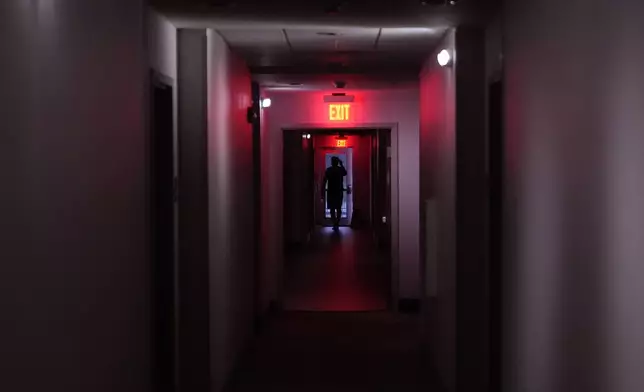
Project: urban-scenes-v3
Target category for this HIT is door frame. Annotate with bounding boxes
[281,123,400,309]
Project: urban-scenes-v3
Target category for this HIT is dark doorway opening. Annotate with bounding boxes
[488,79,504,391]
[150,71,176,392]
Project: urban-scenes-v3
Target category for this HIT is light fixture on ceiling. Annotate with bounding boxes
[334,80,347,89]
[437,49,452,66]
[288,82,303,86]
[316,32,338,36]
[260,98,272,108]
[302,133,311,139]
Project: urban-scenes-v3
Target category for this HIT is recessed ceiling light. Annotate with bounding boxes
[316,32,338,36]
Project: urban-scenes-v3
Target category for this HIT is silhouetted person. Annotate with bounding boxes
[322,156,347,231]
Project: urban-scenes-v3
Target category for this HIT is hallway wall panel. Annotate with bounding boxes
[505,1,644,391]
[177,28,211,391]
[0,1,150,391]
[419,27,489,392]
[206,30,255,392]
[419,29,457,392]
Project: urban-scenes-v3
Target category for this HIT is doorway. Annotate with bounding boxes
[317,147,353,227]
[281,128,393,312]
[149,70,176,392]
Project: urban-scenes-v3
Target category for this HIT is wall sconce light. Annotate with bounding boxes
[437,49,452,66]
[260,98,271,108]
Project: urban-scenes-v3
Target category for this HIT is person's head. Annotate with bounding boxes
[331,156,340,167]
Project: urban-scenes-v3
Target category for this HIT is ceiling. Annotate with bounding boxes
[152,0,501,89]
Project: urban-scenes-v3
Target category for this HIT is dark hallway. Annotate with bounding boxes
[283,227,390,312]
[9,1,644,392]
[225,311,442,392]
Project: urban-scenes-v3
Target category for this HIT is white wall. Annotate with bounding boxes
[0,1,149,391]
[149,10,177,80]
[505,1,644,391]
[260,88,420,306]
[419,29,457,391]
[206,30,255,392]
[148,9,177,174]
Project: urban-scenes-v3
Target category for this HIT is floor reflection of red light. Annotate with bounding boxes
[283,227,389,312]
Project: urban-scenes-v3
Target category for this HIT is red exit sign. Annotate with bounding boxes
[329,104,351,121]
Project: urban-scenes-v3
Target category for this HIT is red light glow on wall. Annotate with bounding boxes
[329,104,351,121]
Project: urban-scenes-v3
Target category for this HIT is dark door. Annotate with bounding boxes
[303,137,315,236]
[284,132,315,245]
[150,71,176,392]
[372,129,391,249]
[488,79,504,391]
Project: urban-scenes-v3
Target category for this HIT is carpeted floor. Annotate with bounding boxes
[225,312,443,392]
[283,227,389,312]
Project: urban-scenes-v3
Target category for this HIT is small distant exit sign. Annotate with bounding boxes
[336,139,347,147]
[329,104,351,121]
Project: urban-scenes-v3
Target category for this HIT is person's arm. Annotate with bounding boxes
[340,161,347,176]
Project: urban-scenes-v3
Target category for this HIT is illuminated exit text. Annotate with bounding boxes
[329,104,351,121]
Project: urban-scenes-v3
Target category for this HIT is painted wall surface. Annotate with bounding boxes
[148,9,178,194]
[419,29,457,392]
[260,88,420,307]
[177,28,211,391]
[0,1,149,391]
[419,27,488,392]
[206,30,255,392]
[454,27,489,392]
[258,87,274,313]
[149,10,177,80]
[505,1,644,391]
